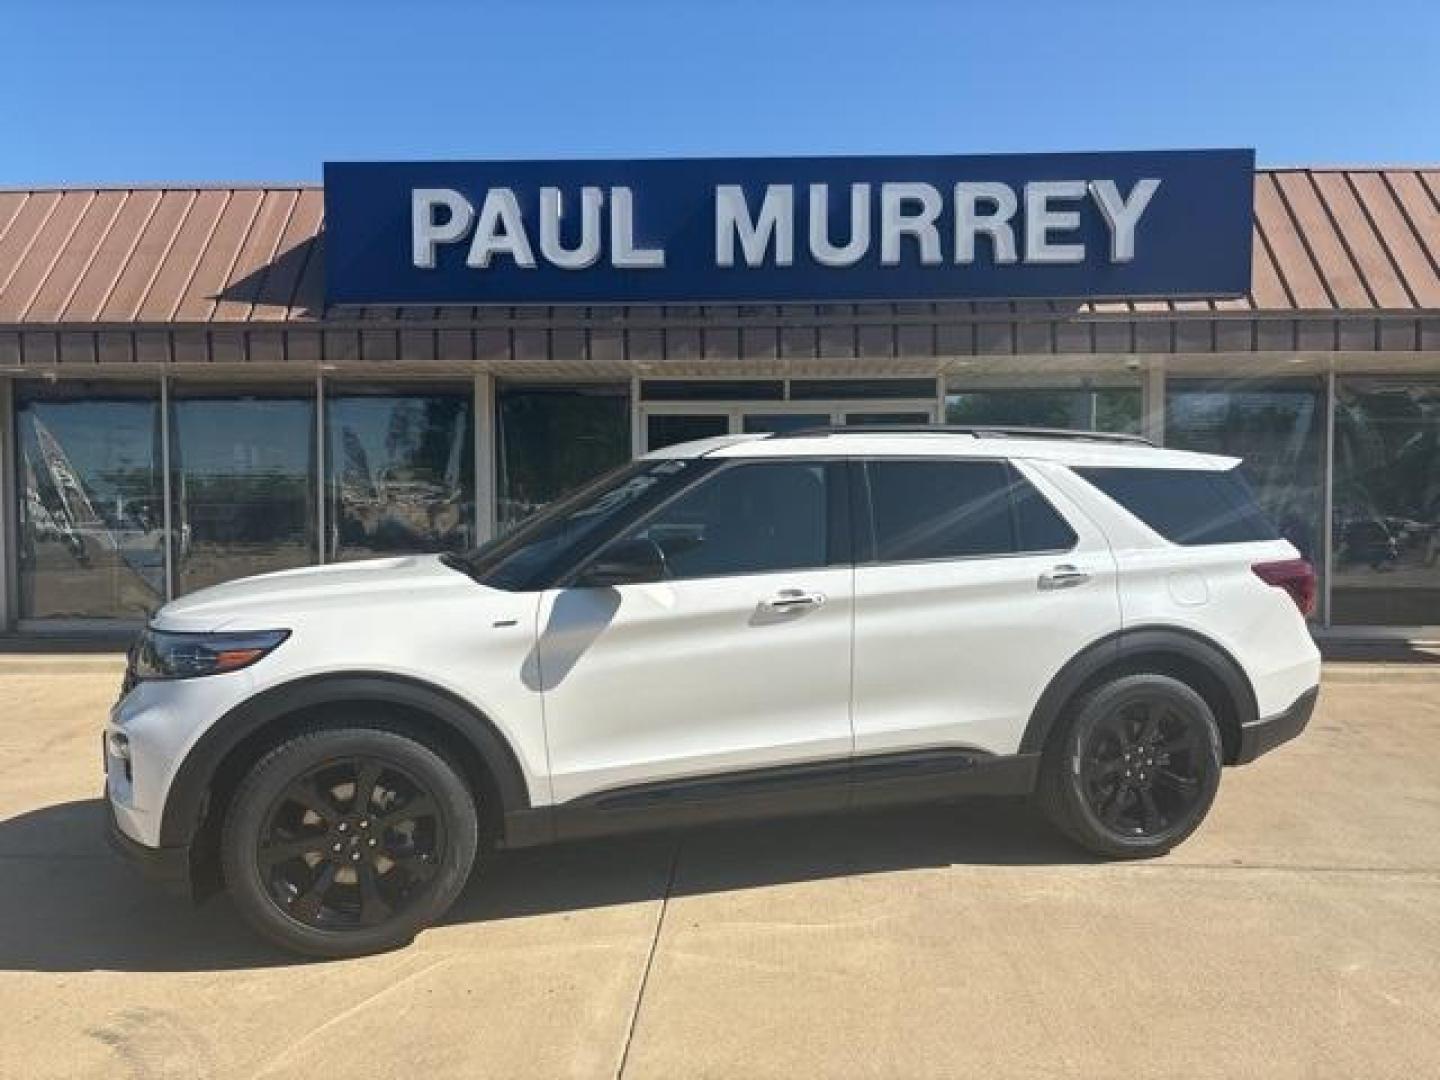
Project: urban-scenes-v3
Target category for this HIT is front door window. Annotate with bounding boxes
[618,461,831,580]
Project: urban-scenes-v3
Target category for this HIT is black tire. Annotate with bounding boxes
[1037,673,1223,859]
[221,725,480,958]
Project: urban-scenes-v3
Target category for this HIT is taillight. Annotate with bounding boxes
[1253,558,1316,617]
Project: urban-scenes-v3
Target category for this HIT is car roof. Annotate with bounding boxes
[640,430,1239,471]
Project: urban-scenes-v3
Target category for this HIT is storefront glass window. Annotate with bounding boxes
[497,384,631,531]
[1165,380,1325,573]
[14,381,164,619]
[647,413,727,452]
[170,385,317,595]
[1331,380,1440,626]
[945,387,1142,433]
[326,386,474,561]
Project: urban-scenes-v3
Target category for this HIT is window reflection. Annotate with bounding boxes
[497,384,631,531]
[15,382,164,619]
[624,462,828,579]
[1165,380,1325,572]
[647,413,728,452]
[945,387,1142,433]
[326,386,474,560]
[170,386,316,595]
[1332,380,1440,626]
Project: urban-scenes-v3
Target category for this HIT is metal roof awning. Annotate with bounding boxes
[0,168,1437,370]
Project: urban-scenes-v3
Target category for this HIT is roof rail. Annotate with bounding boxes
[771,424,1155,446]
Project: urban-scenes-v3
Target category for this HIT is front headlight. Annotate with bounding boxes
[131,628,290,681]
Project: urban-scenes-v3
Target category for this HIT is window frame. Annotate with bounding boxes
[852,456,1079,568]
[560,457,851,588]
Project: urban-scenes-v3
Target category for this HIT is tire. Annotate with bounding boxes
[221,725,480,958]
[1036,673,1223,859]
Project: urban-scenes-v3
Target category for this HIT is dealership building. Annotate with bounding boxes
[0,151,1437,636]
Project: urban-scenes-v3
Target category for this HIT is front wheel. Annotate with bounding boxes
[1037,674,1223,859]
[221,725,480,958]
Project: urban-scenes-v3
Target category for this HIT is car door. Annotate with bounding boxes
[850,456,1120,760]
[536,458,854,806]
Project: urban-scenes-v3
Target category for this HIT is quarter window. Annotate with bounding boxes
[1076,466,1279,545]
[864,459,1076,562]
[620,462,829,581]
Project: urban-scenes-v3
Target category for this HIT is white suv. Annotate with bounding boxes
[106,426,1321,957]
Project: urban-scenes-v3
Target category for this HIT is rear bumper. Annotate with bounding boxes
[1236,685,1319,765]
[105,793,195,900]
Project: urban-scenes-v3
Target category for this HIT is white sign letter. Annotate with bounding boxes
[1089,178,1160,263]
[539,187,604,269]
[466,188,536,269]
[880,182,942,266]
[1024,181,1086,264]
[412,188,474,269]
[611,187,665,268]
[954,182,1018,265]
[715,184,795,268]
[808,183,870,267]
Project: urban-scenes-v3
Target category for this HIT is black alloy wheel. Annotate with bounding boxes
[1037,673,1223,859]
[1079,698,1206,838]
[222,725,480,958]
[258,756,445,931]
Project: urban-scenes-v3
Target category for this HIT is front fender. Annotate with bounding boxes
[157,671,533,848]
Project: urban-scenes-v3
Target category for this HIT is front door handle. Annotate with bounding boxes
[760,589,826,612]
[1038,564,1091,590]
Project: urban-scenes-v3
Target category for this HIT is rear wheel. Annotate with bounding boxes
[1037,673,1222,859]
[221,725,479,957]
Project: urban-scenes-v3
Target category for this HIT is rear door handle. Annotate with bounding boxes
[1038,564,1091,590]
[760,589,826,612]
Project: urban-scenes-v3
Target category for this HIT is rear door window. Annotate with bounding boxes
[863,459,1076,563]
[1075,466,1279,545]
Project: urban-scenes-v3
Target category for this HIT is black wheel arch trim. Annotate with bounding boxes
[1018,626,1259,759]
[158,671,532,848]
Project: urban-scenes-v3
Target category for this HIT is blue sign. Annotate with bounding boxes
[324,149,1254,305]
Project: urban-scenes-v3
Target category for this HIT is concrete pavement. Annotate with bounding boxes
[1,658,1438,1078]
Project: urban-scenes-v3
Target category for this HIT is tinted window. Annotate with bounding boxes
[866,459,1075,561]
[622,462,828,580]
[946,387,1142,434]
[1013,473,1079,551]
[326,386,474,561]
[497,384,630,531]
[1166,379,1322,562]
[1076,466,1279,545]
[467,458,702,591]
[169,387,317,595]
[15,381,165,618]
[647,413,728,451]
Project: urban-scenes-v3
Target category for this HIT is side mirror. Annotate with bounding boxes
[577,537,667,587]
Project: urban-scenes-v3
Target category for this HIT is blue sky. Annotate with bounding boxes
[6,0,1438,184]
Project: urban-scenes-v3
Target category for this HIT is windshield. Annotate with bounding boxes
[456,457,705,590]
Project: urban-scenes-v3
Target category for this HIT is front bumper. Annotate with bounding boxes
[1236,685,1319,765]
[105,792,195,900]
